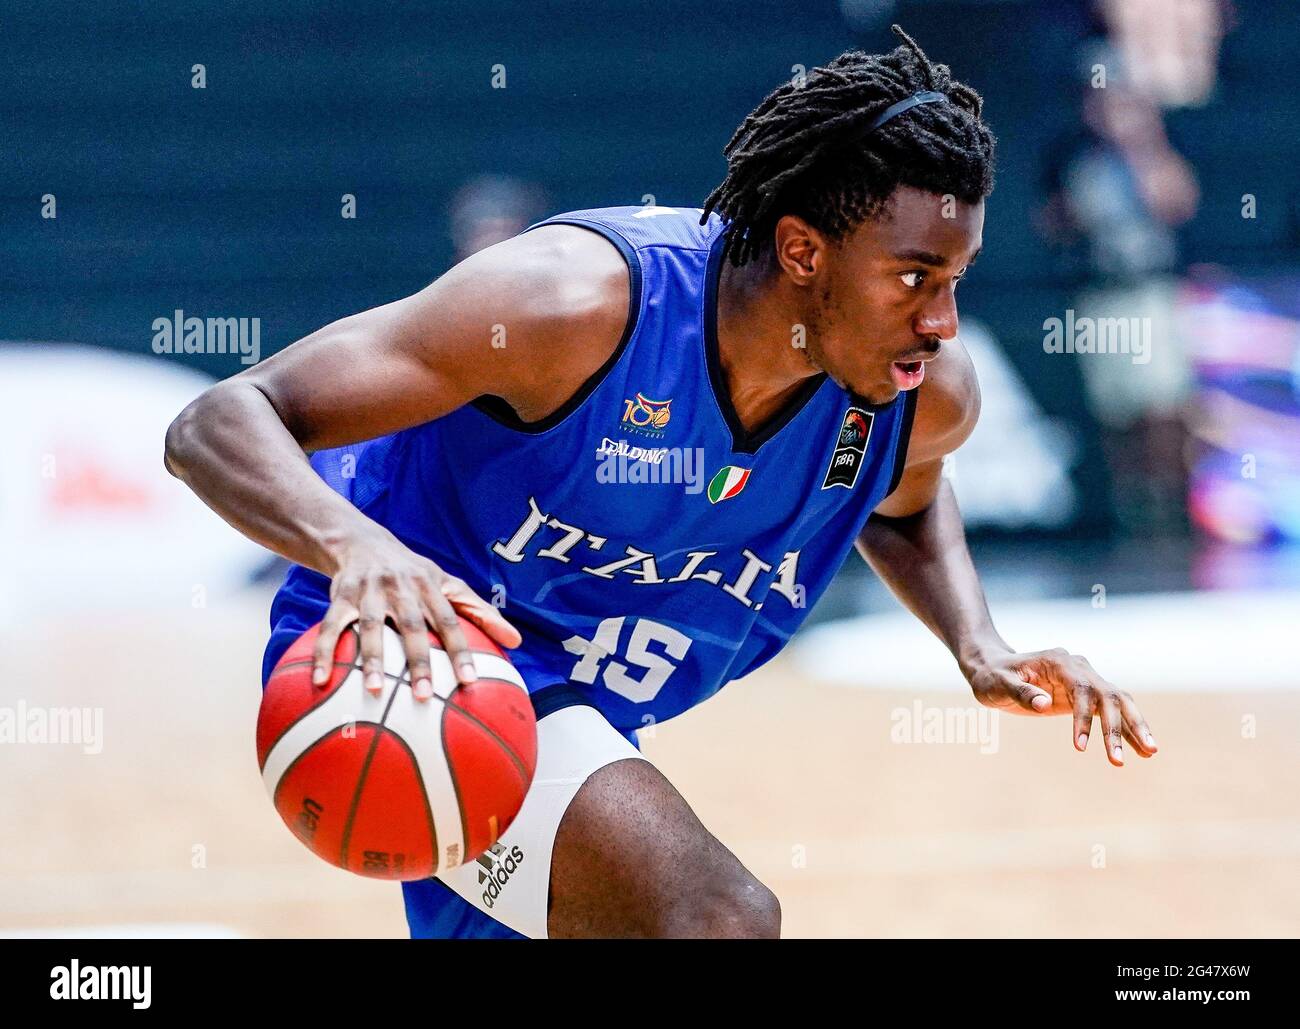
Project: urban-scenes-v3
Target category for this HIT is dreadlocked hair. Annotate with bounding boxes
[701,24,996,267]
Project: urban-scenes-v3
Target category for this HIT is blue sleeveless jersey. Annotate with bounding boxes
[262,205,917,938]
[263,205,917,735]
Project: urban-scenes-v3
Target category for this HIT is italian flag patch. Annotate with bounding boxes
[706,465,751,504]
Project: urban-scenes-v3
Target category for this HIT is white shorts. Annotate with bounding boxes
[432,703,646,939]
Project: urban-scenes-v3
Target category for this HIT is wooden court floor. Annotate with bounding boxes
[2,590,1296,938]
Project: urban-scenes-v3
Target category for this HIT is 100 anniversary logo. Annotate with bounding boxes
[620,392,673,437]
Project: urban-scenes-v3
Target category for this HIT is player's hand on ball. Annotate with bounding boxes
[312,526,522,702]
[964,648,1158,766]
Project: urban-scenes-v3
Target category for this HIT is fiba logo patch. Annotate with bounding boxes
[477,841,525,909]
[620,392,673,437]
[822,406,874,490]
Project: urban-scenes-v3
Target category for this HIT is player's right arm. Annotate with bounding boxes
[164,225,630,700]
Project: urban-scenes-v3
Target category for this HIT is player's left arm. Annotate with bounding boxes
[856,340,1157,766]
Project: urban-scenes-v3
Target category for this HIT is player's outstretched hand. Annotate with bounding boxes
[311,525,522,702]
[965,648,1158,766]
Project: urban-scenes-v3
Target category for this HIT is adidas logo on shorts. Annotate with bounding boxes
[477,842,525,909]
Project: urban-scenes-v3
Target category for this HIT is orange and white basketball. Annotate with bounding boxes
[256,618,537,880]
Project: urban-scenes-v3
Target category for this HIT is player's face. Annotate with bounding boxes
[810,186,984,405]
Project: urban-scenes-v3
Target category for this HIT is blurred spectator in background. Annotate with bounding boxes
[449,174,548,262]
[1100,0,1228,109]
[1040,7,1220,536]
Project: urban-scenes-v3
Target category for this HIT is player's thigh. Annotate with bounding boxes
[548,741,779,939]
[432,700,642,938]
[432,700,779,938]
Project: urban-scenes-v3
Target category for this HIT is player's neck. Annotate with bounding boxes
[715,259,822,436]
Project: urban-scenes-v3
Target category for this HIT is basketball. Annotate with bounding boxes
[256,618,537,880]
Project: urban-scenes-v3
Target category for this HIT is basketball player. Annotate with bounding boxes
[165,28,1158,938]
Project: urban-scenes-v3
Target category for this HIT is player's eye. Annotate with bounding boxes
[899,270,926,289]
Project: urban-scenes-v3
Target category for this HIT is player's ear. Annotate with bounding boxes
[772,214,828,285]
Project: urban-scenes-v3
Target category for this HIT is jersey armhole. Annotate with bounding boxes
[883,386,920,499]
[470,219,644,434]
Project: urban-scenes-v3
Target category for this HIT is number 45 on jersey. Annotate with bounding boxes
[562,617,691,703]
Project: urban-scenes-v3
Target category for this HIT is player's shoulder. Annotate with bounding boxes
[450,215,630,343]
[530,205,725,254]
[473,205,724,348]
[440,206,726,397]
[905,338,981,464]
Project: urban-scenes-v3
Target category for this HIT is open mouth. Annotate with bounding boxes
[890,360,926,390]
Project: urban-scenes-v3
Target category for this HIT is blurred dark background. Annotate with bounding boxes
[6,0,1300,605]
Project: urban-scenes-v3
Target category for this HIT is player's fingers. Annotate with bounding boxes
[442,577,523,649]
[1097,687,1125,766]
[1072,679,1094,752]
[996,670,1052,714]
[357,586,388,696]
[1117,689,1158,756]
[390,589,435,703]
[1121,723,1155,758]
[416,578,477,686]
[313,592,358,686]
